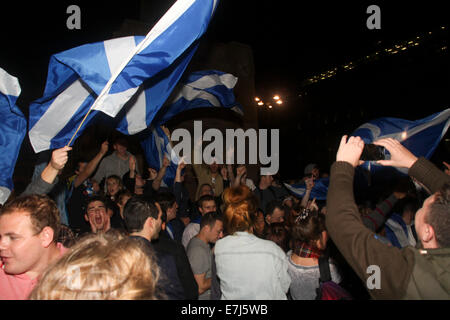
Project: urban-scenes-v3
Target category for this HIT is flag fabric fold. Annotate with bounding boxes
[140,70,241,187]
[29,0,220,153]
[0,68,27,204]
[283,179,329,201]
[352,108,450,174]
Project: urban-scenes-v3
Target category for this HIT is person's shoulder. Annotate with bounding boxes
[255,236,288,257]
[186,236,205,251]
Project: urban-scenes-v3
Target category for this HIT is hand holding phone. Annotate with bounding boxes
[360,144,386,161]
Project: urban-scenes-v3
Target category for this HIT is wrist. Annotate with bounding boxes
[49,162,62,171]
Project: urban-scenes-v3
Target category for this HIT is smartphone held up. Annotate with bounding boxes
[360,144,386,161]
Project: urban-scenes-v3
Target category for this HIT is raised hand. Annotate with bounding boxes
[129,155,136,171]
[163,155,171,168]
[148,168,158,180]
[443,161,450,175]
[50,146,72,170]
[305,177,315,190]
[373,138,418,169]
[100,140,109,155]
[177,157,187,171]
[220,165,228,179]
[161,125,171,140]
[336,135,364,167]
[308,198,319,211]
[236,165,247,177]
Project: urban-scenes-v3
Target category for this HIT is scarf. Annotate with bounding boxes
[295,243,323,259]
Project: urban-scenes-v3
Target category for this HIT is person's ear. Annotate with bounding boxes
[422,223,435,244]
[39,226,55,248]
[144,217,154,232]
[84,214,89,222]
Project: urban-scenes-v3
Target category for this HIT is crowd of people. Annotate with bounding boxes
[0,132,449,300]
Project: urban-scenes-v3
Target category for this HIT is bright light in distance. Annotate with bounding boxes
[255,97,261,102]
[268,105,273,109]
[273,95,280,100]
[276,100,282,104]
[257,101,264,106]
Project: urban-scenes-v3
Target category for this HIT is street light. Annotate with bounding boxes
[254,94,283,109]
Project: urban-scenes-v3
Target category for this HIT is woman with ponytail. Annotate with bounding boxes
[214,185,291,299]
[287,208,343,300]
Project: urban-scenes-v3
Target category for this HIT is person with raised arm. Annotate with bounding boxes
[326,136,450,299]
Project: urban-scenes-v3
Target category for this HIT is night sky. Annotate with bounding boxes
[1,0,449,182]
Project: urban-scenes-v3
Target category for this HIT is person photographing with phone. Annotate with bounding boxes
[326,135,450,299]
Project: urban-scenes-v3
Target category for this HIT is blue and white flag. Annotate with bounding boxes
[352,108,450,174]
[283,178,329,201]
[0,68,27,204]
[29,0,219,153]
[116,69,241,134]
[141,70,241,186]
[141,126,179,188]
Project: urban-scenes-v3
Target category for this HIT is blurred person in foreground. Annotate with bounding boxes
[29,230,161,300]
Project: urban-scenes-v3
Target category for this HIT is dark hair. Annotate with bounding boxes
[290,210,326,254]
[427,183,450,247]
[113,137,128,148]
[106,175,123,185]
[86,195,107,211]
[265,200,284,217]
[123,196,159,233]
[116,189,133,205]
[199,183,213,193]
[197,194,216,209]
[200,212,223,230]
[154,192,176,223]
[1,194,60,242]
[75,158,88,172]
[266,222,289,252]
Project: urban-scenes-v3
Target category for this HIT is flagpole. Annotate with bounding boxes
[66,106,95,147]
[66,0,197,147]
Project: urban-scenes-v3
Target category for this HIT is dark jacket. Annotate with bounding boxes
[152,231,199,300]
[130,235,185,300]
[326,157,450,299]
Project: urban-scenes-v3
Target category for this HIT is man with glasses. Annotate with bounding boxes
[0,194,69,299]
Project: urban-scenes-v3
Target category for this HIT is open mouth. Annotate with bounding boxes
[94,215,103,225]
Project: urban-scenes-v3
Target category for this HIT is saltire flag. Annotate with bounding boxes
[140,70,242,187]
[284,109,450,201]
[141,125,180,188]
[352,108,450,175]
[283,178,329,201]
[29,0,220,153]
[0,68,27,204]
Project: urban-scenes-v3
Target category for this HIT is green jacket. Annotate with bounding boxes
[326,157,450,299]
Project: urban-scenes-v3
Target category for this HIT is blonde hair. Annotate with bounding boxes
[29,230,161,300]
[222,185,258,235]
